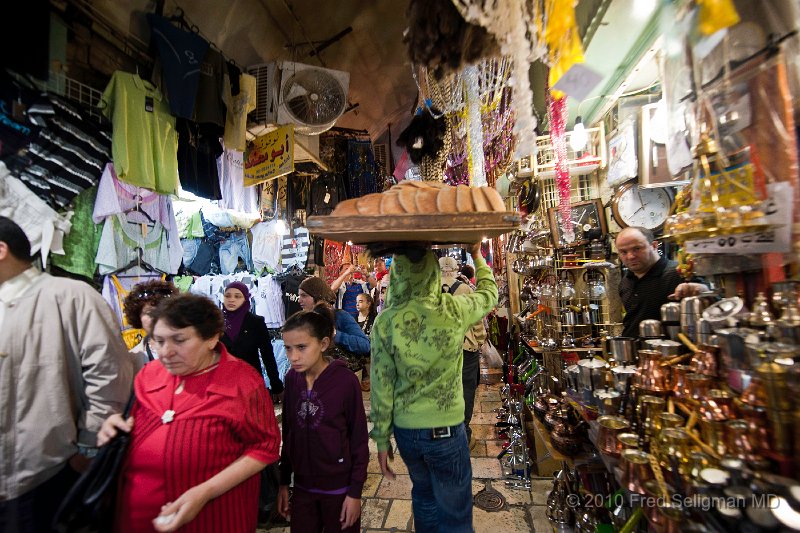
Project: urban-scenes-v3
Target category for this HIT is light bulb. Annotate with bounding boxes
[633,0,656,19]
[570,116,588,152]
[274,218,288,236]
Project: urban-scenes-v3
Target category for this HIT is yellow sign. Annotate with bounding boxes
[244,125,294,186]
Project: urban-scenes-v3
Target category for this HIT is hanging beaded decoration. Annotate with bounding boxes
[548,92,574,244]
[451,0,546,157]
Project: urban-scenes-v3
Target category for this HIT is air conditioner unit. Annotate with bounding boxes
[248,61,349,136]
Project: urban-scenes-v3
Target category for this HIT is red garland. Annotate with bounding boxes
[548,94,574,244]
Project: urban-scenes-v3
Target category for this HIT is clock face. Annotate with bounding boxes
[612,184,673,230]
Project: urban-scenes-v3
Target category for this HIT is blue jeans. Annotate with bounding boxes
[393,423,473,532]
[219,231,253,274]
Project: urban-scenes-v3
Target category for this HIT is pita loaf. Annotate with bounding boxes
[483,187,507,212]
[356,194,383,215]
[471,187,491,212]
[415,188,439,214]
[436,186,458,213]
[379,191,406,215]
[395,180,427,190]
[398,188,418,213]
[455,185,474,212]
[332,198,359,216]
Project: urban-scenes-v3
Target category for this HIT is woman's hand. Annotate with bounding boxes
[96,414,134,446]
[277,485,291,520]
[339,496,361,529]
[153,485,212,532]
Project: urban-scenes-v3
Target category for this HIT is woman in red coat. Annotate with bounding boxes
[99,293,281,532]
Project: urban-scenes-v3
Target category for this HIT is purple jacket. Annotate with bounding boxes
[279,359,369,498]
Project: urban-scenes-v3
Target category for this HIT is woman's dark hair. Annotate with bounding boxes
[357,291,377,317]
[460,265,475,279]
[0,216,32,262]
[282,302,335,341]
[122,280,179,329]
[149,293,224,339]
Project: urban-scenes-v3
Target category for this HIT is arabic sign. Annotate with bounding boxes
[684,182,792,254]
[244,125,294,186]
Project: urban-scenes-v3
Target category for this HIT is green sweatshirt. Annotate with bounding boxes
[369,251,498,451]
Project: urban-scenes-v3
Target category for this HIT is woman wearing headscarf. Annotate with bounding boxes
[220,282,284,401]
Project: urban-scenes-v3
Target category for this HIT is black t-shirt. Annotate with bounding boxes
[618,256,684,338]
[177,119,223,200]
[281,275,306,319]
[147,14,210,120]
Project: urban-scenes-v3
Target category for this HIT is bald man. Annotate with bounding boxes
[616,226,707,337]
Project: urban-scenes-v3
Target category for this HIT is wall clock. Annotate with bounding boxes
[610,181,673,232]
[547,199,608,249]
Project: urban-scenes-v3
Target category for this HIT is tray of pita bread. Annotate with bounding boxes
[306,180,521,244]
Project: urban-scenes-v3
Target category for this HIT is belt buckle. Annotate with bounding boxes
[431,426,452,440]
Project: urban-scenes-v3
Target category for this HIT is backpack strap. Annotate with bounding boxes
[443,280,462,295]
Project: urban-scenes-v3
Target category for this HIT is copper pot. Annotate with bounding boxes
[618,432,640,451]
[734,399,772,455]
[621,449,653,494]
[756,359,792,412]
[639,395,667,439]
[690,344,719,377]
[637,350,673,392]
[597,415,630,458]
[654,412,684,436]
[686,373,713,402]
[725,419,760,463]
[672,364,693,399]
[701,389,734,420]
[642,479,674,530]
[658,428,692,477]
[699,418,727,457]
[656,502,685,533]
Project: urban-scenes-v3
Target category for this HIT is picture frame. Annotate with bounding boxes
[547,198,608,249]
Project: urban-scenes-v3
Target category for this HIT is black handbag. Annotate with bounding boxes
[52,394,136,533]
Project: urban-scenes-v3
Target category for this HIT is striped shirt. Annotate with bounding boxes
[281,227,309,269]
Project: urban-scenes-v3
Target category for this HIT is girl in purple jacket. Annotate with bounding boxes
[277,303,369,532]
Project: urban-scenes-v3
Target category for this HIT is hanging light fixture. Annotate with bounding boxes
[569,116,588,152]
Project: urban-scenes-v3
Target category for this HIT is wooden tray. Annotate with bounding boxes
[306,212,521,244]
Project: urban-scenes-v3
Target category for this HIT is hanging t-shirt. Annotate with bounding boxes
[281,227,309,268]
[176,119,223,200]
[51,186,102,279]
[222,71,256,151]
[308,172,344,216]
[101,71,179,195]
[12,94,111,208]
[0,73,38,158]
[93,163,176,229]
[95,214,183,275]
[218,148,258,214]
[250,220,282,272]
[0,162,71,267]
[280,275,306,319]
[193,48,227,127]
[146,14,209,120]
[252,275,285,328]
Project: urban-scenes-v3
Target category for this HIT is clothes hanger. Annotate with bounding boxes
[123,195,157,225]
[111,248,160,276]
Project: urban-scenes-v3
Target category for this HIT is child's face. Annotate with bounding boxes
[356,294,369,312]
[283,327,330,374]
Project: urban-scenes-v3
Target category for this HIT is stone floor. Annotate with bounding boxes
[259,364,552,532]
